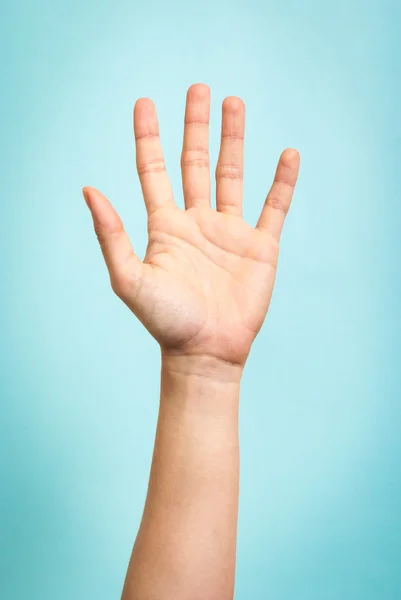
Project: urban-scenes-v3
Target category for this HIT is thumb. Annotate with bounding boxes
[82,186,142,296]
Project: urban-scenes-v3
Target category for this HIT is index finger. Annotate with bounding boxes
[134,98,175,215]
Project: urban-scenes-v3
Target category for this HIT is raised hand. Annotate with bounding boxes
[83,83,300,368]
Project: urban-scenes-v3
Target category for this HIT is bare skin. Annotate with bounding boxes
[83,83,300,600]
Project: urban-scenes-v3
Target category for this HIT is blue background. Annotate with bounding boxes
[1,1,401,598]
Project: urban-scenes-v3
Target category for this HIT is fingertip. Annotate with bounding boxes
[133,98,159,140]
[187,83,210,101]
[281,148,300,166]
[222,96,245,114]
[134,97,156,118]
[82,186,91,206]
[82,186,101,208]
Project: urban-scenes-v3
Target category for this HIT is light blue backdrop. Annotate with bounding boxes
[1,1,400,598]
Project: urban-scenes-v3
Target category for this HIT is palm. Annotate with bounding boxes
[84,84,300,366]
[132,205,277,364]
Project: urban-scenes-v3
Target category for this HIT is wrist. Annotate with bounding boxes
[160,352,244,385]
[160,352,242,419]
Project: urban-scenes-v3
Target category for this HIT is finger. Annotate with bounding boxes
[82,186,142,295]
[134,98,175,215]
[215,96,245,216]
[181,83,211,209]
[256,148,300,241]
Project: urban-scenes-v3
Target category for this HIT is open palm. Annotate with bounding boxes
[83,84,300,367]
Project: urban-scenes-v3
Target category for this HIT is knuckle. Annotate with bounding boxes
[110,270,127,297]
[265,191,289,214]
[221,133,244,141]
[137,158,165,176]
[135,132,159,141]
[93,223,107,247]
[181,150,209,169]
[184,117,209,126]
[275,176,296,190]
[215,163,243,180]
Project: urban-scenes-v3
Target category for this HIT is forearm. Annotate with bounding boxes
[121,354,242,600]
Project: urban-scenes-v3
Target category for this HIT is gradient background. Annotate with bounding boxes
[1,1,401,598]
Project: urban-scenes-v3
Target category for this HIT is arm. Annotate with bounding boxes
[123,355,241,600]
[83,83,300,600]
